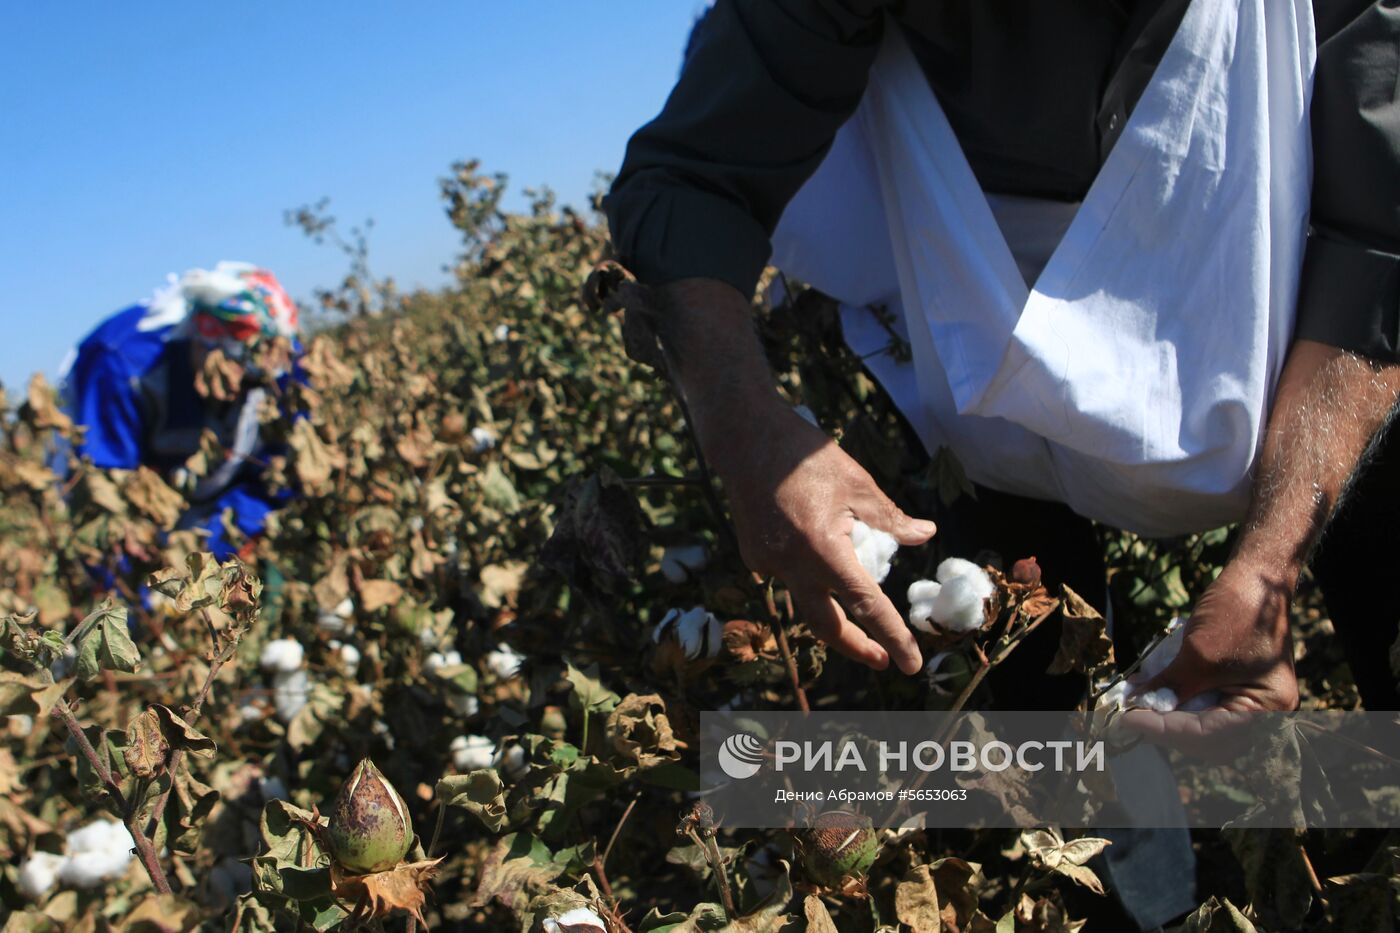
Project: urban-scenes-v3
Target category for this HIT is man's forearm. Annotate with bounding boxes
[1236,339,1400,587]
[653,278,790,471]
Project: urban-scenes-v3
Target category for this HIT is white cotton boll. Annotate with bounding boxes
[337,643,361,678]
[929,574,990,633]
[660,543,709,583]
[471,426,497,452]
[936,557,984,586]
[58,819,134,889]
[652,607,722,660]
[543,908,608,933]
[907,579,942,634]
[17,851,66,900]
[426,650,462,673]
[485,644,525,679]
[448,691,480,718]
[493,323,511,342]
[272,668,310,723]
[1138,623,1186,681]
[850,520,898,583]
[8,713,34,737]
[493,743,529,780]
[50,644,77,681]
[259,638,304,673]
[451,734,496,772]
[1132,687,1179,713]
[1097,681,1133,712]
[317,597,355,635]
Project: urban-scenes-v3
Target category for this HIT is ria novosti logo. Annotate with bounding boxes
[717,732,765,780]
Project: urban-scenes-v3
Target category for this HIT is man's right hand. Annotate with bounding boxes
[656,278,934,676]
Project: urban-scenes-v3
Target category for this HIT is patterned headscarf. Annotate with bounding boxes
[182,262,299,345]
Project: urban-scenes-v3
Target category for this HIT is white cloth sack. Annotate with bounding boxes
[772,0,1316,537]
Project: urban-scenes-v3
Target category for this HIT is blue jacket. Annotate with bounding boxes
[65,304,298,561]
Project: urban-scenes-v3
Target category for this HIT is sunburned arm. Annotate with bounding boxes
[1236,339,1400,589]
[655,278,935,675]
[1139,338,1400,713]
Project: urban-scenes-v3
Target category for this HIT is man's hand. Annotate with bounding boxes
[654,277,934,675]
[1125,339,1400,748]
[716,400,934,674]
[1133,559,1298,712]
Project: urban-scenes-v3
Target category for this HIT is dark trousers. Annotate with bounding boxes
[1311,415,1400,711]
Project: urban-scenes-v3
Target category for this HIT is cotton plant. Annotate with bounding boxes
[660,542,709,583]
[471,426,498,453]
[1096,617,1221,713]
[485,644,525,679]
[426,649,462,673]
[652,606,722,660]
[906,558,996,634]
[450,734,497,772]
[542,908,607,933]
[328,640,361,678]
[849,520,900,584]
[260,638,310,723]
[17,818,136,900]
[316,597,355,635]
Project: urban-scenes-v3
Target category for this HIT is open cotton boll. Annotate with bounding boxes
[334,642,361,677]
[17,851,66,899]
[543,908,608,933]
[426,650,462,673]
[272,668,310,723]
[58,819,134,889]
[660,543,709,584]
[316,597,355,635]
[929,573,991,633]
[450,734,496,772]
[1095,619,1221,712]
[936,557,985,586]
[448,692,481,718]
[906,580,942,634]
[259,638,304,673]
[850,520,899,583]
[471,426,497,452]
[485,645,525,679]
[653,607,722,660]
[493,743,529,780]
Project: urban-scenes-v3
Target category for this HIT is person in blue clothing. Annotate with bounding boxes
[62,261,302,563]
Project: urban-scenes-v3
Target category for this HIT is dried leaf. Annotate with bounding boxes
[803,896,840,933]
[329,858,442,926]
[123,466,185,528]
[1047,586,1114,676]
[359,579,404,613]
[195,348,245,402]
[895,863,943,931]
[124,708,171,778]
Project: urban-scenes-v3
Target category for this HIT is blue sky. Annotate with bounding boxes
[0,2,702,393]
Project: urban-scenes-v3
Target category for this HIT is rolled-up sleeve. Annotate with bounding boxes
[605,0,892,298]
[1296,2,1400,362]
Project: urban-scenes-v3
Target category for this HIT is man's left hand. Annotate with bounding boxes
[1134,558,1299,712]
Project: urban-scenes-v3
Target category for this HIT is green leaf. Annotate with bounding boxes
[74,600,140,680]
[564,662,620,715]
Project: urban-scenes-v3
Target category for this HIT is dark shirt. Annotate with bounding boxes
[607,0,1400,362]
